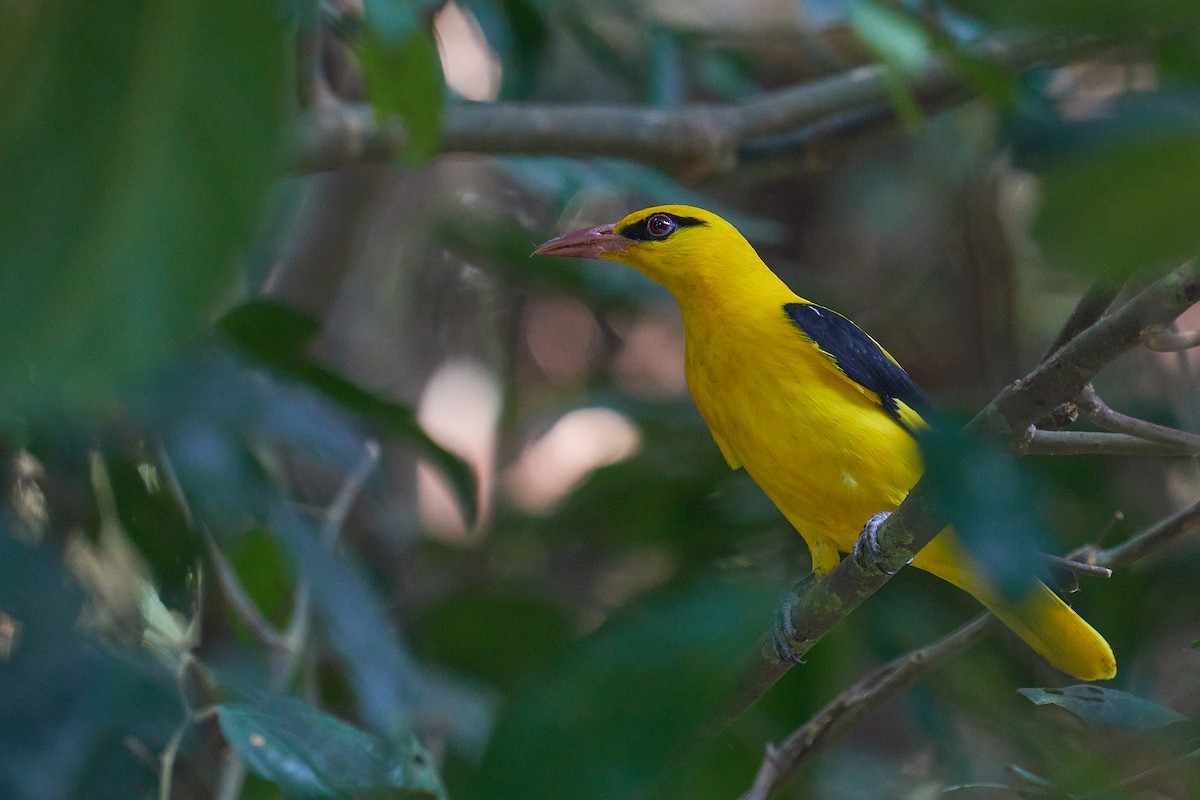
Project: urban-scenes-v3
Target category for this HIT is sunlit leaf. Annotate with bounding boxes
[1018,685,1193,731]
[0,0,287,418]
[217,695,445,800]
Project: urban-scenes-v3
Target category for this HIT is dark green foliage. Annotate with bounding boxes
[0,0,287,418]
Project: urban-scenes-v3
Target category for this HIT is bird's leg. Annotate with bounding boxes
[852,511,911,575]
[770,573,815,664]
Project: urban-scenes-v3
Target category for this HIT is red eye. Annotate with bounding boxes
[646,213,676,239]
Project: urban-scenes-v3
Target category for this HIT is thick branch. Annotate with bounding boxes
[292,32,1105,174]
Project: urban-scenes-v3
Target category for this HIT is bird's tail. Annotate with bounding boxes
[913,532,1116,681]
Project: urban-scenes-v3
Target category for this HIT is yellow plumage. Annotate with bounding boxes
[535,204,1115,681]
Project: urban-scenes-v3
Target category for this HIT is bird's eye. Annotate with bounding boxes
[646,213,676,239]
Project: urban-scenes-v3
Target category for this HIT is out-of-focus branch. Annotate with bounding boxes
[291,31,1105,175]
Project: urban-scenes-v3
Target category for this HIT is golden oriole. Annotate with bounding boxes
[534,204,1115,681]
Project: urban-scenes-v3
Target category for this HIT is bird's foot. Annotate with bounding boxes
[770,575,814,665]
[851,511,911,575]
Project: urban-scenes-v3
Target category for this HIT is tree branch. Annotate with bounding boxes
[1142,325,1200,352]
[1077,383,1200,452]
[1018,429,1198,456]
[739,615,995,800]
[291,32,1107,174]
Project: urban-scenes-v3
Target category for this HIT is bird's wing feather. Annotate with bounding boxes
[784,302,932,432]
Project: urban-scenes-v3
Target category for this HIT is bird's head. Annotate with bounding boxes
[533,205,758,294]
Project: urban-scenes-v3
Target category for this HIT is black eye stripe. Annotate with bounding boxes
[618,213,707,241]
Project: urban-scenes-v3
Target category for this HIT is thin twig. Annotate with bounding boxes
[205,532,287,653]
[1142,326,1200,352]
[1077,384,1200,453]
[1041,553,1111,579]
[740,616,995,800]
[1092,497,1200,569]
[1018,429,1198,457]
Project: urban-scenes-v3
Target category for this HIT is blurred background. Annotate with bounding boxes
[2,0,1199,798]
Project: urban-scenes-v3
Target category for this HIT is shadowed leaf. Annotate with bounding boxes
[1019,685,1193,731]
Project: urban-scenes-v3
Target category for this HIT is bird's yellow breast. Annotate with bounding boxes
[682,300,922,566]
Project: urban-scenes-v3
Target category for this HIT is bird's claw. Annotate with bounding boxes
[852,511,911,575]
[769,580,813,665]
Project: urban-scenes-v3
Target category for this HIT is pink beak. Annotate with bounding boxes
[532,223,631,259]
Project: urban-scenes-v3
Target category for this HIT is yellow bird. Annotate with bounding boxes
[534,204,1115,681]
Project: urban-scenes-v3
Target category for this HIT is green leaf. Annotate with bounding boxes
[0,0,287,419]
[217,695,445,800]
[218,300,478,526]
[849,3,930,128]
[1018,685,1193,731]
[1034,129,1200,279]
[479,574,778,800]
[358,23,445,162]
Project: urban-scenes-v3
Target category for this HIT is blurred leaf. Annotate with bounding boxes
[0,532,175,800]
[1034,127,1200,279]
[409,589,574,689]
[271,504,423,738]
[0,0,286,418]
[105,455,203,609]
[850,2,932,74]
[645,26,685,107]
[1018,686,1193,731]
[359,7,445,163]
[463,0,547,99]
[919,425,1046,599]
[849,2,931,128]
[143,353,368,536]
[219,300,478,526]
[226,524,294,629]
[217,694,445,800]
[479,574,777,800]
[945,0,1200,34]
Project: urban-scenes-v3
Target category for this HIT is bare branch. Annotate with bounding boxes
[291,32,1107,174]
[1041,553,1111,579]
[1078,384,1200,452]
[1092,497,1200,569]
[740,616,995,800]
[1018,429,1198,456]
[1142,325,1200,351]
[205,532,286,653]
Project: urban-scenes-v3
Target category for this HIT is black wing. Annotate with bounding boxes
[784,302,932,430]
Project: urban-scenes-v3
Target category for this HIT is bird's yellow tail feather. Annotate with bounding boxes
[913,533,1116,681]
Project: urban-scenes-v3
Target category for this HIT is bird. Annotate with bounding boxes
[533,204,1116,681]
